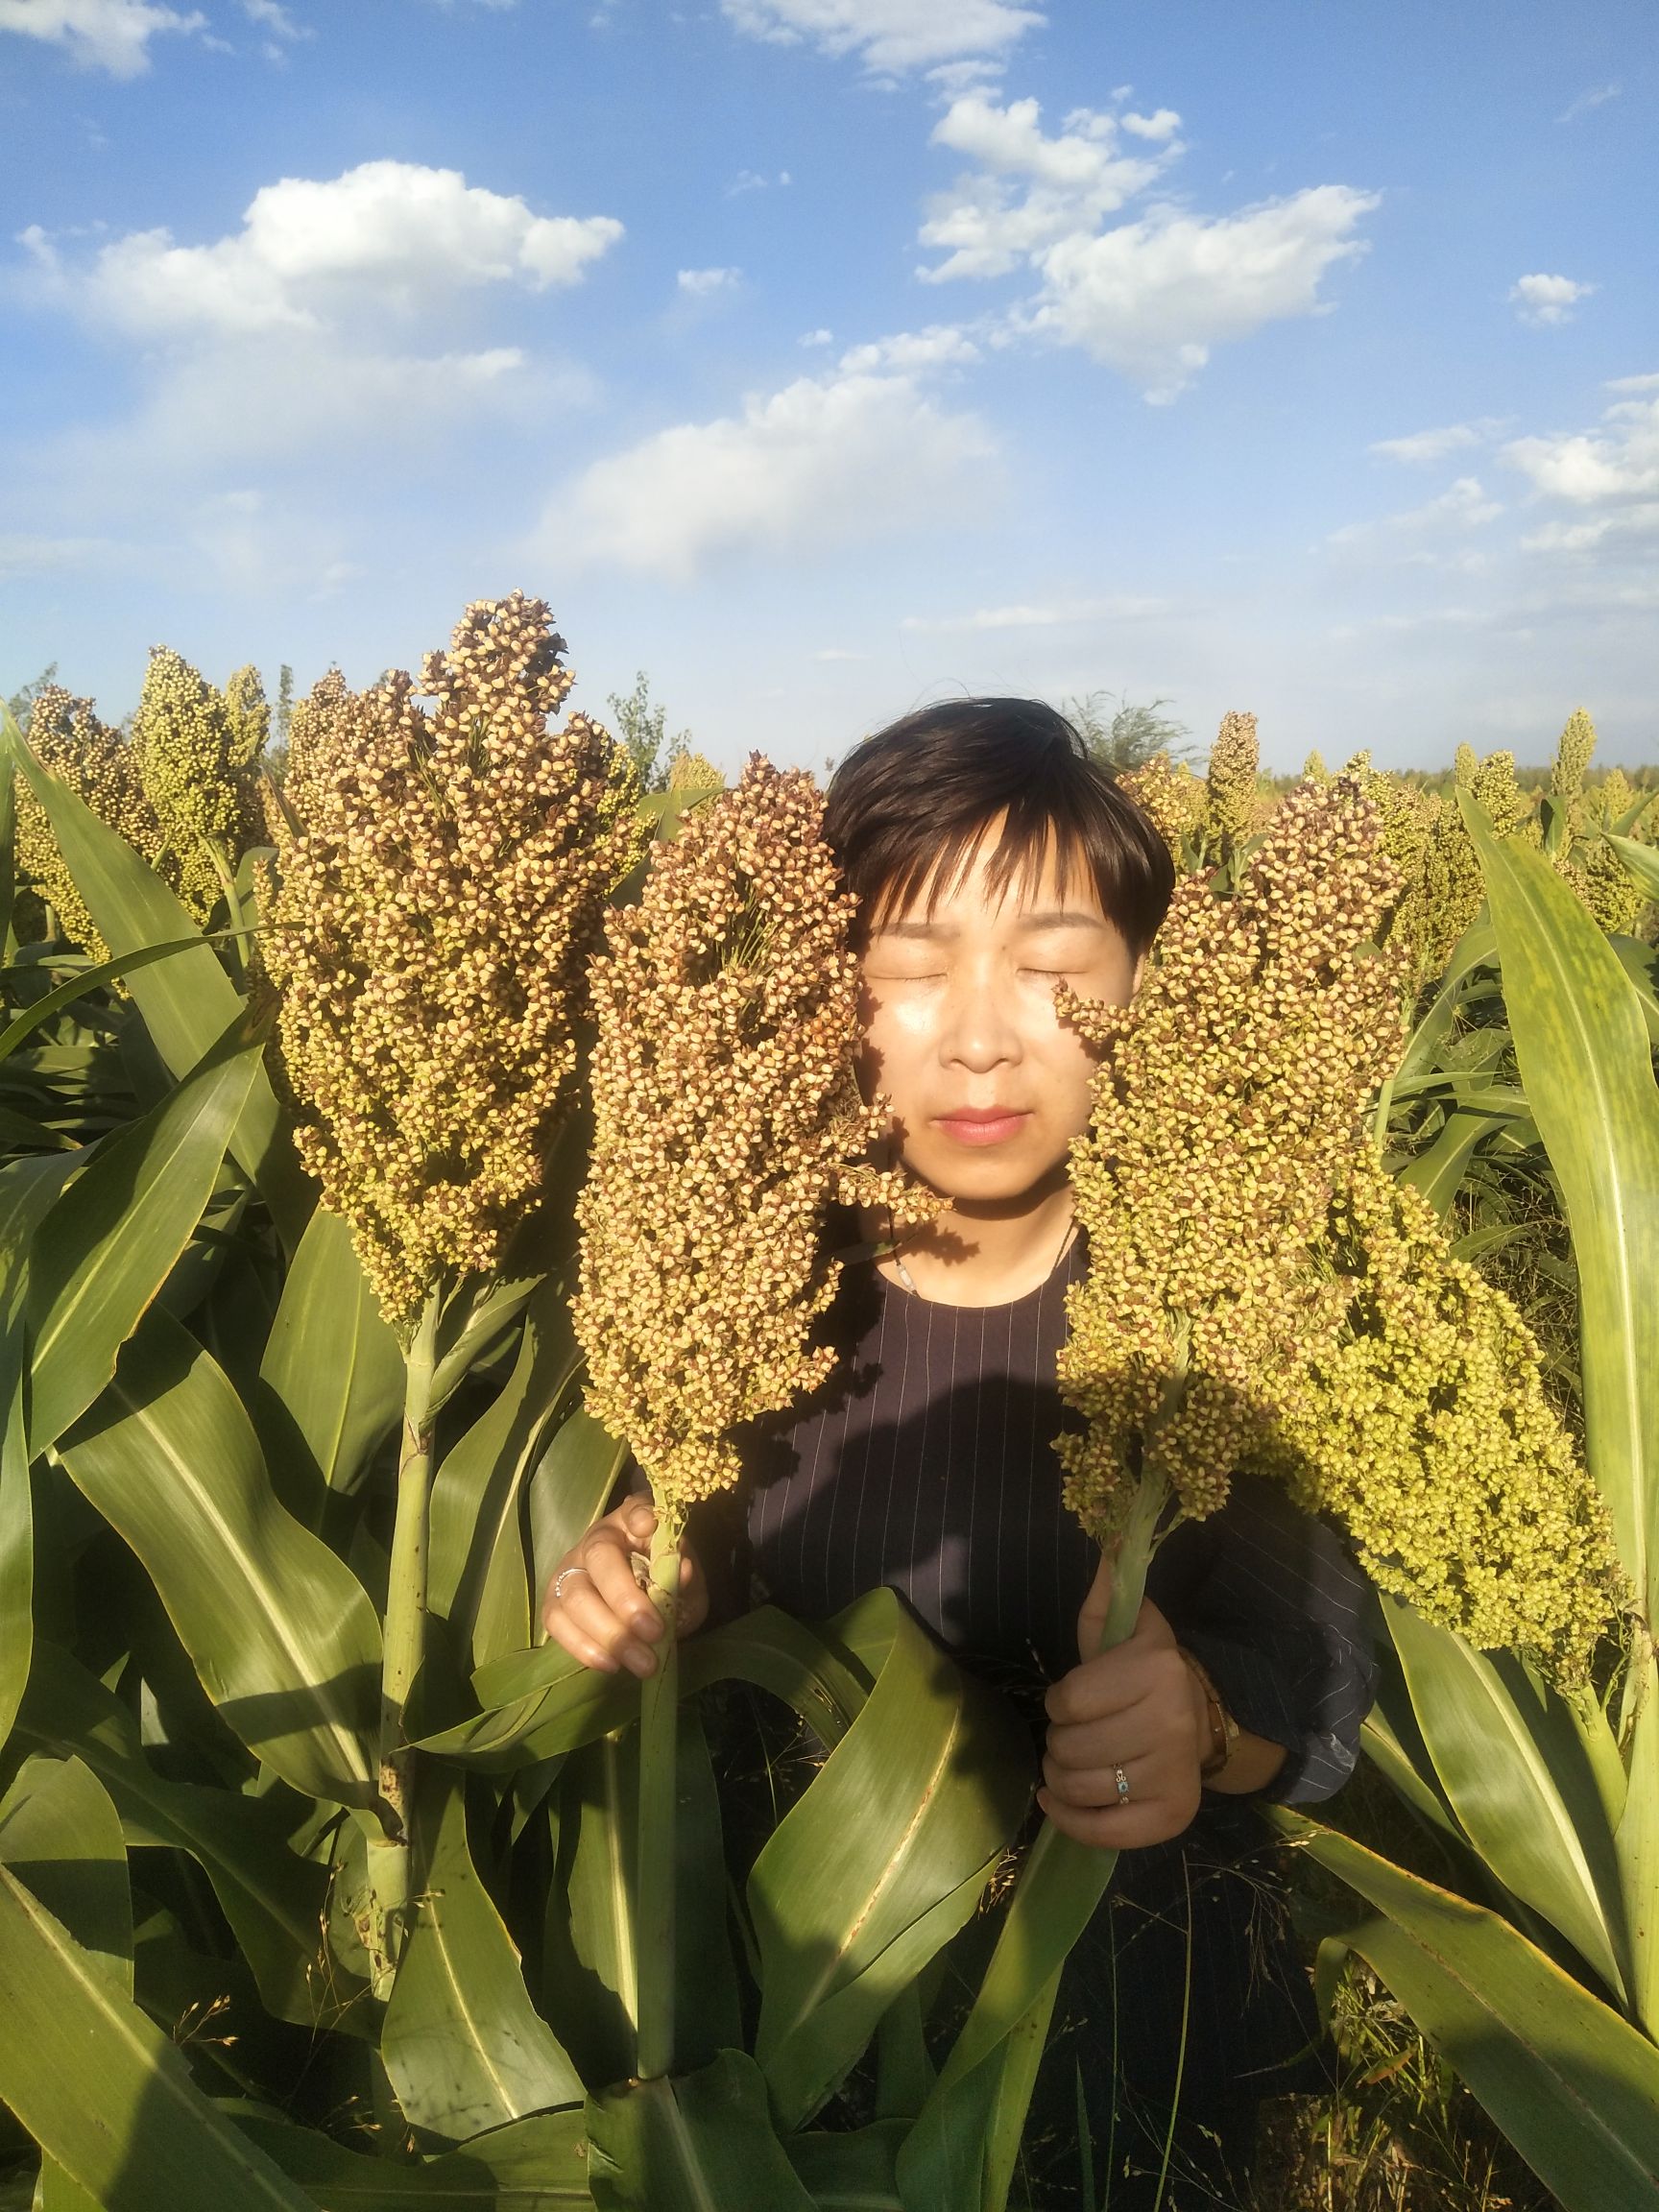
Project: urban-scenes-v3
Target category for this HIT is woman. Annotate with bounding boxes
[543,698,1376,2206]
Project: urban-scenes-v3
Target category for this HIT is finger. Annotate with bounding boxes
[542,1594,623,1673]
[1037,1787,1194,1852]
[559,1575,661,1676]
[616,1497,658,1549]
[1043,1713,1163,1776]
[582,1536,663,1640]
[1042,1749,1156,1806]
[1075,1549,1115,1659]
[676,1548,709,1635]
[1045,1650,1162,1727]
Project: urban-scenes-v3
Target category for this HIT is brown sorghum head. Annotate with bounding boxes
[266,591,642,1336]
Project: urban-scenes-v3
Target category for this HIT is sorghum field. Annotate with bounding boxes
[2,593,1657,2212]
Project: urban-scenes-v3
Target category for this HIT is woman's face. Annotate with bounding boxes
[856,817,1142,1207]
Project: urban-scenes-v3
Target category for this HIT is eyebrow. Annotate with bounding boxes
[869,910,1109,942]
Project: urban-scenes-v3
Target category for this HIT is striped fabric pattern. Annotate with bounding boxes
[737,1230,1378,1806]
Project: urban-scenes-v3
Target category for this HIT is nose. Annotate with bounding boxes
[938,962,1022,1074]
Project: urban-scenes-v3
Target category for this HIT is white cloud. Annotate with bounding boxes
[727,168,790,195]
[241,0,306,34]
[1510,272,1595,326]
[720,0,1042,74]
[1504,387,1659,506]
[13,160,613,497]
[22,160,623,335]
[677,265,741,296]
[1328,476,1504,551]
[0,0,204,75]
[1371,420,1504,464]
[1559,83,1619,123]
[0,531,126,577]
[902,593,1167,631]
[553,348,997,579]
[36,339,565,494]
[1028,186,1378,401]
[1519,504,1659,555]
[921,93,1180,280]
[798,325,833,347]
[917,90,1375,398]
[835,325,977,373]
[1119,108,1181,142]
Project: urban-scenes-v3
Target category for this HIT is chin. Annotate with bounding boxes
[908,1143,1062,1207]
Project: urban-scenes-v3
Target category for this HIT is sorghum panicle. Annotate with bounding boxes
[17,685,160,961]
[133,646,267,920]
[665,748,725,793]
[266,591,642,1336]
[1054,772,1621,1679]
[1118,754,1207,861]
[1055,777,1408,1540]
[1204,709,1262,855]
[573,755,929,1521]
[1252,1149,1622,1681]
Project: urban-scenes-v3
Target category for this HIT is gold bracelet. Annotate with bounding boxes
[1178,1647,1240,1779]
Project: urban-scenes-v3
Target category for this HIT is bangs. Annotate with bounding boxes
[861,808,1098,936]
[825,696,1174,958]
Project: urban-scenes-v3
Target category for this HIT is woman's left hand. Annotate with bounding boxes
[1039,1561,1209,1849]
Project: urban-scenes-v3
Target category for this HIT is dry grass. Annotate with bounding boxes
[1249,1961,1560,2212]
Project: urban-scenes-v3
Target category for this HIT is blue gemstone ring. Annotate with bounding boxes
[1113,1765,1131,1806]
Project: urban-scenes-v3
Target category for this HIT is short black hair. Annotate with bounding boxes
[824,696,1174,956]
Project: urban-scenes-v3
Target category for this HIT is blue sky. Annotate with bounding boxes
[3,0,1654,772]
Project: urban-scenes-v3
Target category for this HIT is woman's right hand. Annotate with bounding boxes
[541,1496,708,1676]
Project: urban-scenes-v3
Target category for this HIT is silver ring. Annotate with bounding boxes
[1113,1765,1131,1807]
[552,1565,590,1602]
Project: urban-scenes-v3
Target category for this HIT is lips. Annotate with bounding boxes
[934,1109,1031,1146]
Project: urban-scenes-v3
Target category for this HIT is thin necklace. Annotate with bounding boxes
[884,1200,1078,1299]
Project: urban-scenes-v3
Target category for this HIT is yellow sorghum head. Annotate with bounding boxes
[1573,836,1648,938]
[1118,754,1208,861]
[133,646,261,920]
[1249,1150,1621,1682]
[274,666,353,837]
[1596,766,1636,830]
[572,754,918,1521]
[1303,749,1330,783]
[266,591,643,1337]
[1339,757,1444,996]
[1469,750,1540,845]
[665,748,725,793]
[1550,709,1597,842]
[1543,714,1650,936]
[1411,749,1543,980]
[16,685,160,961]
[1204,709,1260,854]
[223,663,272,777]
[1054,776,1408,1545]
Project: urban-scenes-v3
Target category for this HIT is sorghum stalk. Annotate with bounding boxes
[634,1512,684,2080]
[572,754,935,2080]
[370,1282,443,1992]
[931,1465,1170,2112]
[266,592,641,1996]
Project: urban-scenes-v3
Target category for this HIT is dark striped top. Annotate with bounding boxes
[724,1224,1377,1807]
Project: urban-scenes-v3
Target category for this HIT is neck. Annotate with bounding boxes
[863,1167,1077,1309]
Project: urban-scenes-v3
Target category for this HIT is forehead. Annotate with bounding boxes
[866,812,1107,930]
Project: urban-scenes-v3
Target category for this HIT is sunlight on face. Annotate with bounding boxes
[856,816,1142,1209]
